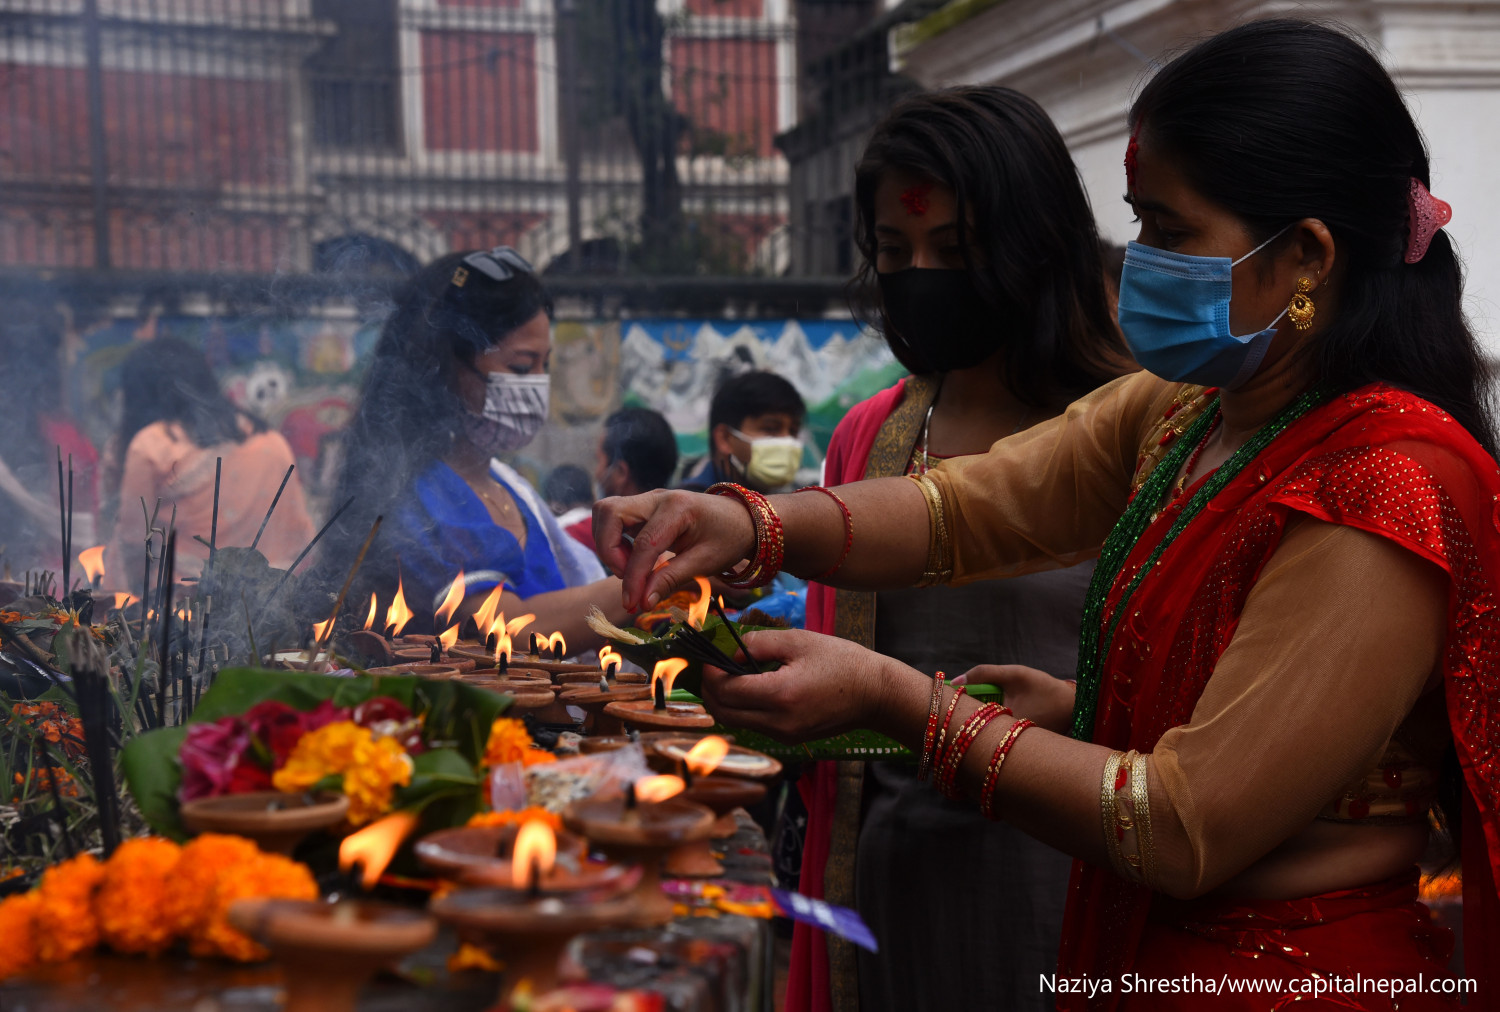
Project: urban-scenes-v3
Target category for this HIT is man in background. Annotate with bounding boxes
[566,406,678,548]
[679,370,805,494]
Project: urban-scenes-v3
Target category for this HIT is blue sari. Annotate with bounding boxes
[384,459,605,620]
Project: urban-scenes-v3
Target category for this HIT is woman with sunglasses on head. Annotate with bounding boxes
[598,20,1500,1008]
[791,86,1131,1012]
[322,248,630,645]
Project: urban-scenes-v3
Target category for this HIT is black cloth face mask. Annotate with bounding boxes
[877,267,1006,374]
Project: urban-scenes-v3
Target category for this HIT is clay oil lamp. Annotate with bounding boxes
[227,898,436,1012]
[661,737,766,878]
[180,790,349,855]
[604,659,714,734]
[223,813,434,1012]
[555,646,648,687]
[416,820,634,894]
[649,735,783,783]
[507,631,598,675]
[579,731,682,755]
[450,611,535,667]
[430,818,639,1006]
[365,663,463,679]
[563,777,715,926]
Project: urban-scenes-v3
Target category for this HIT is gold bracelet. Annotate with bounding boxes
[906,473,953,586]
[1131,752,1156,889]
[1100,751,1130,880]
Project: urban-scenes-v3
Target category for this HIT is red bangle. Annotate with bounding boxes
[937,703,1010,798]
[796,486,853,581]
[917,673,946,781]
[979,718,1033,819]
[925,684,966,782]
[706,482,784,588]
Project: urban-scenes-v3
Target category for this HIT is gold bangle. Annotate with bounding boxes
[906,473,953,586]
[1131,752,1156,889]
[1100,751,1130,880]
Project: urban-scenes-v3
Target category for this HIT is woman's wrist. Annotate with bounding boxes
[867,656,933,742]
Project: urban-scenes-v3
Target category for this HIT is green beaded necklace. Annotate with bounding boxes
[1068,388,1325,742]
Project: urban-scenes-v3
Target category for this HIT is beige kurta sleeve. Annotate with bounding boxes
[922,370,1181,585]
[1143,517,1448,899]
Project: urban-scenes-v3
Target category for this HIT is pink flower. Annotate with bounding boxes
[302,700,350,732]
[178,717,255,801]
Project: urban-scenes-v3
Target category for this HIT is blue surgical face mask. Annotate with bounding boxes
[1117,227,1292,388]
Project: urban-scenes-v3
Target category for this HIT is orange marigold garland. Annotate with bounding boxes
[34,852,106,963]
[482,717,556,768]
[190,850,318,962]
[0,891,42,979]
[162,833,264,938]
[96,837,182,956]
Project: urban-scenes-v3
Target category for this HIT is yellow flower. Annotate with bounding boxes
[96,837,182,956]
[482,718,556,768]
[163,834,263,938]
[272,721,412,826]
[0,891,42,979]
[447,941,504,973]
[34,852,105,963]
[191,850,318,963]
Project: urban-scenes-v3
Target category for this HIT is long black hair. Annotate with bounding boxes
[315,251,553,592]
[116,337,263,470]
[1131,18,1496,456]
[852,86,1131,407]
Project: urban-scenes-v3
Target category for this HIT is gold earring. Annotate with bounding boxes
[1287,277,1316,331]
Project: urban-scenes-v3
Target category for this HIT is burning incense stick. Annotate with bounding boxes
[303,515,383,667]
[250,464,295,553]
[262,495,355,609]
[709,595,760,671]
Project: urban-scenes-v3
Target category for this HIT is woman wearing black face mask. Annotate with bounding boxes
[785,88,1132,1012]
[316,249,631,647]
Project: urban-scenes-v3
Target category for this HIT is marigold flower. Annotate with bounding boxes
[162,834,263,938]
[272,721,413,825]
[10,702,86,760]
[482,717,556,769]
[0,891,42,979]
[190,851,318,962]
[96,837,182,956]
[34,852,105,963]
[12,766,78,802]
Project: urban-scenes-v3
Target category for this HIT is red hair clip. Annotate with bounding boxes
[1405,177,1452,264]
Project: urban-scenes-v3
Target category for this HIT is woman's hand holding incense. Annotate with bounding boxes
[699,629,924,743]
[954,665,1076,734]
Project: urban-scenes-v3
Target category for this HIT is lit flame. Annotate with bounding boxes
[363,593,378,631]
[634,774,686,803]
[687,576,711,629]
[511,817,558,889]
[312,618,335,644]
[684,735,731,777]
[339,811,419,890]
[435,570,467,626]
[111,592,139,611]
[598,645,620,672]
[494,630,513,665]
[386,576,415,637]
[547,632,567,658]
[651,658,690,698]
[78,545,106,584]
[474,584,505,639]
[505,613,536,638]
[438,623,461,652]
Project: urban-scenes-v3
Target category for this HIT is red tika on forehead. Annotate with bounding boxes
[1124,127,1141,192]
[899,183,933,216]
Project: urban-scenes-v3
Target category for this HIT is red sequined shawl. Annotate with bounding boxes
[1057,383,1500,1009]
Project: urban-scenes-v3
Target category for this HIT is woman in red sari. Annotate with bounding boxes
[795,87,1130,1012]
[597,20,1499,1009]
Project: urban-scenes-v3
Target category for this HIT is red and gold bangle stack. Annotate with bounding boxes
[979,718,1033,819]
[706,482,785,588]
[927,685,967,781]
[916,673,947,781]
[934,703,1012,799]
[795,486,854,580]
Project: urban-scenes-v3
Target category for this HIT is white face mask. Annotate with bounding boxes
[730,428,802,490]
[462,372,550,455]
